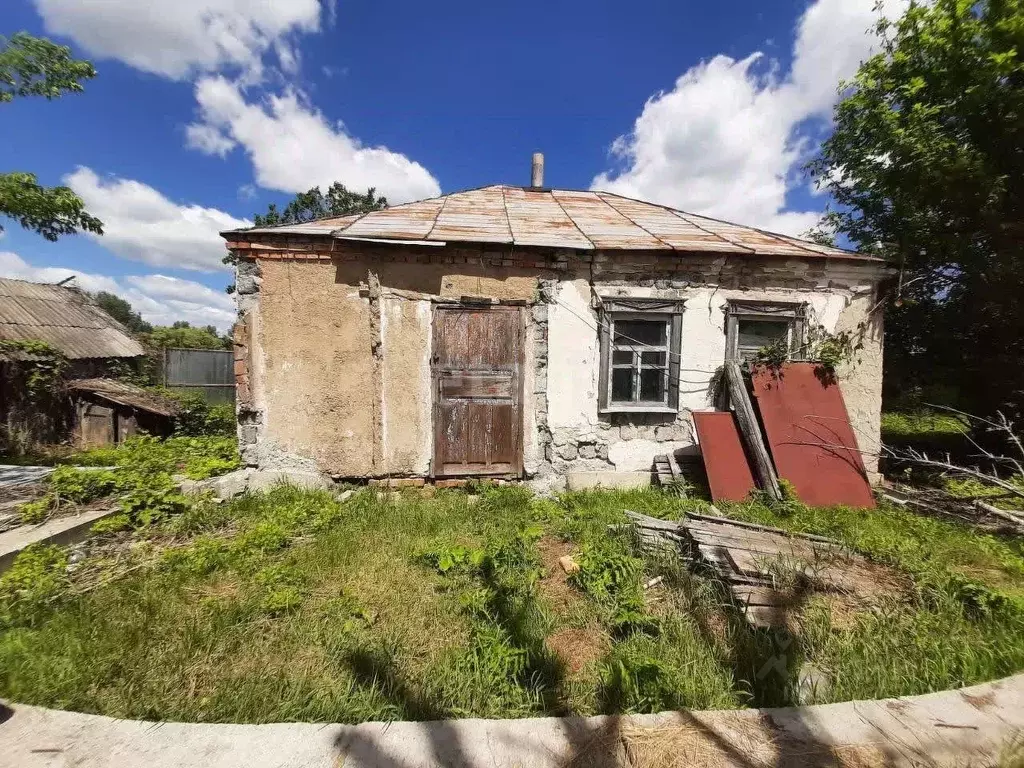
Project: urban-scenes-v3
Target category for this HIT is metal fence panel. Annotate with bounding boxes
[163,348,234,404]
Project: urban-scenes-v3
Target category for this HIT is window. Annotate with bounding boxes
[725,300,806,363]
[598,300,684,412]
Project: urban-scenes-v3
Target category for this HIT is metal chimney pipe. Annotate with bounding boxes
[531,152,544,188]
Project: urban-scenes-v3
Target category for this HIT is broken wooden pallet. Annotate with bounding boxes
[622,507,870,628]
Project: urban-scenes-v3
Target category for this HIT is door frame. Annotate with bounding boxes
[430,303,526,478]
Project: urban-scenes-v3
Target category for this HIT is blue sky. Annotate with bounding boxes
[0,0,902,331]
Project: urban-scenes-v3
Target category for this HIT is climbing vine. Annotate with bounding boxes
[0,339,66,403]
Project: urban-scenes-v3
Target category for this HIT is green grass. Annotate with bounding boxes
[881,410,969,439]
[1,483,1023,722]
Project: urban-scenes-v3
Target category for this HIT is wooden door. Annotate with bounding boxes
[432,305,523,477]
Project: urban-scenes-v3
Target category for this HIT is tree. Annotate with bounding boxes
[0,32,102,241]
[809,0,1024,419]
[253,182,387,226]
[142,323,230,350]
[93,291,153,334]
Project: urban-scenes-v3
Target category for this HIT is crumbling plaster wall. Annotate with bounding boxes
[544,261,884,478]
[236,249,542,477]
[232,240,884,482]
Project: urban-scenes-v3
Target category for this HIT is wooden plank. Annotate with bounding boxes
[685,530,820,560]
[440,375,513,399]
[686,511,841,545]
[723,361,781,501]
[625,510,681,531]
[730,584,787,607]
[682,521,836,556]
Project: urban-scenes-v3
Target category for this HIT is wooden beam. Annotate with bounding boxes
[723,361,781,501]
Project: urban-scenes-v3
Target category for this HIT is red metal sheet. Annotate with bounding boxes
[693,411,758,502]
[750,363,875,508]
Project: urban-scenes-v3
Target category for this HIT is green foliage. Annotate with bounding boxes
[881,411,969,439]
[810,0,1024,418]
[253,182,388,227]
[18,498,49,525]
[65,435,240,481]
[570,543,644,604]
[117,477,188,527]
[92,291,153,334]
[0,339,66,403]
[0,32,95,102]
[0,545,68,628]
[90,514,132,536]
[0,33,101,241]
[598,639,678,713]
[49,466,118,503]
[0,171,103,242]
[142,323,229,350]
[162,390,235,437]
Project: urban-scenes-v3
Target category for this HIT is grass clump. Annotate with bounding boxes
[0,545,69,628]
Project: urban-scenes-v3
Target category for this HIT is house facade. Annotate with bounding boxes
[223,184,886,490]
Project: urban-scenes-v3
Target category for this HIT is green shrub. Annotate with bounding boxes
[18,498,51,525]
[48,466,119,504]
[91,514,132,535]
[0,545,68,628]
[570,543,644,604]
[164,391,236,437]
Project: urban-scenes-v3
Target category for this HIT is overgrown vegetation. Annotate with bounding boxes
[1,480,1022,722]
[19,436,239,527]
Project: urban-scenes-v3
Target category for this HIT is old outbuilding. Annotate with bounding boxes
[0,277,170,451]
[223,164,887,491]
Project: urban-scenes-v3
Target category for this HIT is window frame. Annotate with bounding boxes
[725,300,807,363]
[598,299,684,414]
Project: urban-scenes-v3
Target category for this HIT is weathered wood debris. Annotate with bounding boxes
[624,508,874,629]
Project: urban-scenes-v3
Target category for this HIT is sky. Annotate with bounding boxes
[0,0,905,332]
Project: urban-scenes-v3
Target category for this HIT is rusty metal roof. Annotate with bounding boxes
[0,278,146,360]
[227,186,879,261]
[68,378,179,417]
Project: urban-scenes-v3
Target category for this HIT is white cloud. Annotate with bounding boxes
[188,77,441,203]
[185,123,236,157]
[0,252,235,332]
[32,0,321,80]
[592,0,906,237]
[64,167,250,272]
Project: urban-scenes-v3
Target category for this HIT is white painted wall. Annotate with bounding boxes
[547,279,600,432]
[545,280,874,474]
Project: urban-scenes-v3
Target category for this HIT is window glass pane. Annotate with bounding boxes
[639,368,666,402]
[614,320,666,346]
[612,350,633,365]
[611,368,634,402]
[641,351,666,367]
[737,319,791,352]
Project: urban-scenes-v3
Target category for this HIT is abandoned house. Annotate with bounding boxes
[223,160,886,490]
[0,277,174,450]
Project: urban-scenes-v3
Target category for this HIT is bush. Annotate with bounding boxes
[165,391,235,437]
[0,545,68,628]
[48,466,119,504]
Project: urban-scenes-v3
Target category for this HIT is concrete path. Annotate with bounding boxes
[1,674,1022,767]
[0,465,53,488]
[0,507,118,572]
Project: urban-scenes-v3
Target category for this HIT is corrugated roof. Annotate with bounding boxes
[68,378,179,417]
[225,185,879,261]
[0,278,146,360]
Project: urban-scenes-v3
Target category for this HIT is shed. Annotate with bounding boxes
[66,379,178,448]
[223,164,888,491]
[0,277,147,450]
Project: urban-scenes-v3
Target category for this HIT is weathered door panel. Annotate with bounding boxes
[433,306,523,477]
[78,403,114,448]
